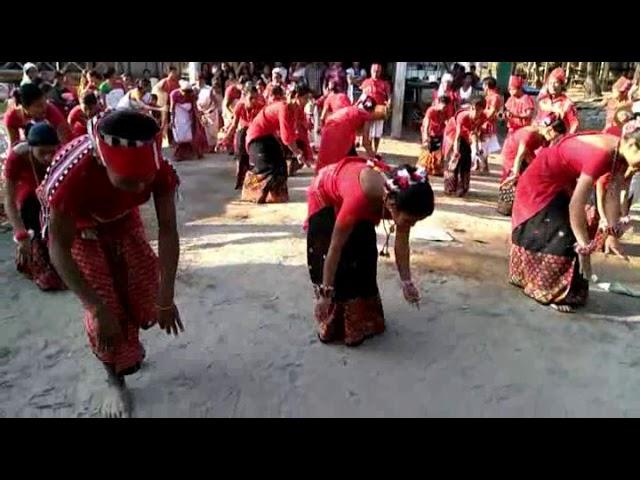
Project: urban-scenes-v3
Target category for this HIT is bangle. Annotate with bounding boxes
[157,304,175,311]
[313,284,335,299]
[574,241,597,256]
[400,279,414,288]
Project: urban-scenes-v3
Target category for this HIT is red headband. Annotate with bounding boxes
[95,133,160,180]
[548,68,566,84]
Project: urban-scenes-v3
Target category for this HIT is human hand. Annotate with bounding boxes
[402,280,421,306]
[157,304,184,336]
[314,296,332,324]
[604,235,629,261]
[16,239,31,266]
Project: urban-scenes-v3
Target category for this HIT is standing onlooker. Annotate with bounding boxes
[290,62,306,83]
[21,63,39,86]
[458,73,475,105]
[469,65,481,89]
[323,62,347,94]
[504,75,535,137]
[361,63,391,154]
[272,63,288,83]
[346,62,367,103]
[152,65,181,146]
[304,62,326,98]
[200,63,213,86]
[477,76,503,173]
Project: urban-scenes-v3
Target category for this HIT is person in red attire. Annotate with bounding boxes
[601,76,633,130]
[433,73,458,120]
[319,79,351,127]
[152,66,181,146]
[497,115,567,216]
[68,92,101,138]
[360,64,391,154]
[536,67,579,134]
[40,110,182,417]
[418,96,451,176]
[602,105,634,137]
[221,84,264,189]
[316,97,386,172]
[242,83,312,203]
[442,96,487,197]
[5,83,72,148]
[170,80,203,161]
[3,123,66,291]
[264,70,285,103]
[510,126,640,313]
[476,76,503,173]
[306,158,433,346]
[504,75,535,136]
[288,91,315,176]
[222,78,245,132]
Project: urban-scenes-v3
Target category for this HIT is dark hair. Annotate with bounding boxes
[168,66,178,72]
[469,95,486,109]
[238,75,249,84]
[98,110,159,141]
[27,121,59,147]
[328,80,339,93]
[483,76,497,89]
[437,95,451,105]
[257,79,266,88]
[150,93,158,102]
[105,67,116,78]
[360,96,377,112]
[550,119,567,135]
[14,83,45,107]
[89,69,102,80]
[470,65,476,71]
[82,91,98,107]
[271,85,285,98]
[464,72,475,80]
[143,68,151,75]
[54,70,64,80]
[243,84,258,96]
[40,83,53,95]
[289,82,311,98]
[390,165,435,217]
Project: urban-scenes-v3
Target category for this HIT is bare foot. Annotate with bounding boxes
[100,383,132,418]
[550,304,575,313]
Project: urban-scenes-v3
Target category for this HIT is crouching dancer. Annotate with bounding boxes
[39,110,183,417]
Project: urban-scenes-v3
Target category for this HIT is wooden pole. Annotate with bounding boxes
[391,62,407,139]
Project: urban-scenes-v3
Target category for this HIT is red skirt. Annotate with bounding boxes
[72,210,159,375]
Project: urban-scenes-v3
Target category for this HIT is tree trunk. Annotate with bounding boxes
[584,62,601,98]
[542,62,550,82]
[633,63,640,84]
[599,62,610,91]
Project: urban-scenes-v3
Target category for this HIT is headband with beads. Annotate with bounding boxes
[367,157,429,193]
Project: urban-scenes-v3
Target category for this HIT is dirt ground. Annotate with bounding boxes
[1,138,640,418]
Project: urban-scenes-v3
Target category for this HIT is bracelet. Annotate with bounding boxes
[13,229,34,244]
[313,284,335,299]
[157,304,175,311]
[400,279,415,288]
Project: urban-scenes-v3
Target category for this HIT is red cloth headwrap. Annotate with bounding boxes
[548,68,566,84]
[613,77,632,94]
[96,135,160,180]
[508,75,524,90]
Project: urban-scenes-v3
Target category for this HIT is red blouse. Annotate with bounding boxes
[505,94,535,133]
[67,105,88,138]
[317,106,372,171]
[361,78,390,105]
[443,109,487,156]
[234,99,263,129]
[41,136,179,230]
[307,157,381,229]
[246,101,297,147]
[512,133,622,228]
[536,94,579,133]
[4,103,71,145]
[421,106,447,140]
[483,89,504,135]
[500,127,547,181]
[324,92,351,115]
[3,143,47,207]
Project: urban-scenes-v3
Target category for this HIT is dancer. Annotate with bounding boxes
[476,76,503,173]
[504,75,535,137]
[68,92,101,138]
[306,157,434,346]
[509,125,640,312]
[4,83,72,147]
[40,110,182,417]
[316,96,385,172]
[242,83,312,203]
[442,97,487,197]
[319,79,351,127]
[3,123,66,290]
[601,76,633,130]
[536,67,579,133]
[418,96,450,176]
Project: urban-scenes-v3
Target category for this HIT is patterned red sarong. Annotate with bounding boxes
[72,210,159,375]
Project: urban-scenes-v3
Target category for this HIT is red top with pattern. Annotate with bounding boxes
[536,94,579,132]
[317,106,372,171]
[512,132,623,228]
[307,157,381,229]
[324,92,351,115]
[67,105,88,138]
[483,88,504,135]
[3,143,47,207]
[500,127,547,180]
[505,93,535,133]
[361,78,390,105]
[421,106,447,140]
[246,101,297,147]
[41,136,179,230]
